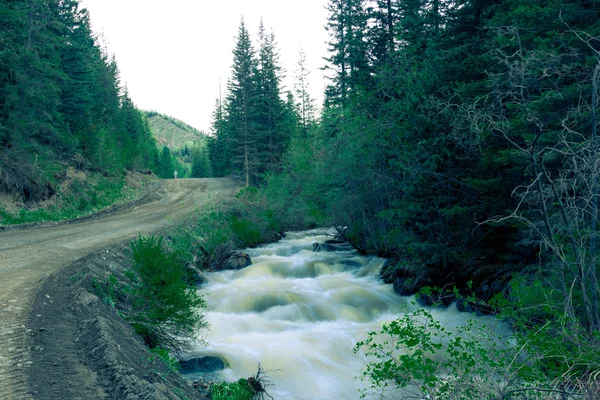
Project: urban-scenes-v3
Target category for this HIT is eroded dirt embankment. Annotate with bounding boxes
[28,244,205,400]
[0,178,240,399]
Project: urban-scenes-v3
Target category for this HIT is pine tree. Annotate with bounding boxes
[255,20,288,174]
[191,145,212,178]
[207,95,228,176]
[324,0,371,108]
[158,146,174,179]
[225,18,258,187]
[294,48,317,135]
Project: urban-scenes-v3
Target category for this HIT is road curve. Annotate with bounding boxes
[0,178,240,399]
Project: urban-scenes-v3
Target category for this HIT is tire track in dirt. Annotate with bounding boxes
[0,178,240,399]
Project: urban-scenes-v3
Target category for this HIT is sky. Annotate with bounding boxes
[78,0,331,132]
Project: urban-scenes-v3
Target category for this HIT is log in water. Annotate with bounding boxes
[187,229,505,399]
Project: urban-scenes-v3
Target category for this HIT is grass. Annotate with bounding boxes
[0,174,144,225]
[211,379,255,400]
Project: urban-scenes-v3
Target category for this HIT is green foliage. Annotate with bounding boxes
[128,235,207,352]
[191,145,212,178]
[355,307,549,400]
[357,279,600,399]
[0,0,158,203]
[149,347,180,373]
[169,188,286,275]
[91,273,119,308]
[208,19,296,185]
[0,174,141,225]
[229,215,262,247]
[211,379,254,400]
[490,274,600,381]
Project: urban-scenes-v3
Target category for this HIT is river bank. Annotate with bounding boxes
[27,243,206,400]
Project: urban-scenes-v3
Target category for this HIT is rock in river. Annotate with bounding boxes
[180,355,227,374]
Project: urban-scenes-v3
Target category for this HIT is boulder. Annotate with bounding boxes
[392,278,414,296]
[221,252,252,270]
[455,298,474,313]
[180,356,227,374]
[312,241,353,252]
[71,287,99,308]
[183,262,206,285]
[271,232,286,242]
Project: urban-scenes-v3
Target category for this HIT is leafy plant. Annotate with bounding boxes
[128,235,207,353]
[229,215,262,247]
[354,307,555,400]
[149,347,180,373]
[211,379,255,400]
[91,273,119,308]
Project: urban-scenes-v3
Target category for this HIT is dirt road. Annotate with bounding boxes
[0,178,239,399]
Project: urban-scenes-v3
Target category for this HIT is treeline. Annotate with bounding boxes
[0,0,159,201]
[145,111,204,138]
[145,112,211,179]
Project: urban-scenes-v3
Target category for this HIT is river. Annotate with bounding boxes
[187,229,504,399]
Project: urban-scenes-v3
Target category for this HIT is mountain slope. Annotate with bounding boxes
[145,112,206,150]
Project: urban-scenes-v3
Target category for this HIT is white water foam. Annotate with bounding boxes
[188,229,506,399]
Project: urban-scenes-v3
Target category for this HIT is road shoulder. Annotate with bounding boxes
[27,244,206,400]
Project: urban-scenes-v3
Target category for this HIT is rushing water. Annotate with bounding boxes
[187,229,505,399]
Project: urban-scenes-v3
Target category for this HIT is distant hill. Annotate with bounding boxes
[145,111,206,150]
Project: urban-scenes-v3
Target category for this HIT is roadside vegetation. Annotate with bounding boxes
[92,233,210,354]
[355,290,600,399]
[90,188,281,396]
[0,172,151,225]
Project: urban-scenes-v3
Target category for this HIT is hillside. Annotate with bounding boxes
[145,112,206,150]
[0,1,160,224]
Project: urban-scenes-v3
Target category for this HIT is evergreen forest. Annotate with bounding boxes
[0,0,159,202]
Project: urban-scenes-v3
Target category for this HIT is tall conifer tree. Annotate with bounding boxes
[226,18,258,187]
[208,95,229,176]
[324,0,371,108]
[255,20,288,174]
[294,48,317,134]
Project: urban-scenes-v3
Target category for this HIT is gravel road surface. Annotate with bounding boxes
[0,178,239,399]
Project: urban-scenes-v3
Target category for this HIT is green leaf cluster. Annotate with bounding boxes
[355,307,547,399]
[210,379,255,400]
[128,235,207,352]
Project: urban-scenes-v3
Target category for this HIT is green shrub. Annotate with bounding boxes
[354,307,548,400]
[91,273,119,308]
[211,379,254,400]
[489,275,600,383]
[0,175,135,225]
[229,215,262,247]
[149,347,180,373]
[129,235,207,352]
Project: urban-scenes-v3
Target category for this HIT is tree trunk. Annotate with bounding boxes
[588,64,600,330]
[387,0,393,54]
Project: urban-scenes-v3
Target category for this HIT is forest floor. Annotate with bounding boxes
[0,177,240,399]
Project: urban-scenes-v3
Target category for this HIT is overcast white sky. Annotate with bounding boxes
[78,0,330,132]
